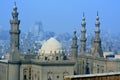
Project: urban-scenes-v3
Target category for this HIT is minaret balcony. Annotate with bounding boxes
[94,39,101,42]
[81,30,86,33]
[72,45,78,48]
[12,12,18,17]
[10,19,20,24]
[94,30,100,33]
[80,38,87,41]
[9,30,20,34]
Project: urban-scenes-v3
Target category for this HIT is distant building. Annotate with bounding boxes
[1,3,120,80]
[32,22,43,37]
[115,54,120,59]
[103,51,115,58]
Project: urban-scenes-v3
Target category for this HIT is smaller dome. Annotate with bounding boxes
[39,37,62,55]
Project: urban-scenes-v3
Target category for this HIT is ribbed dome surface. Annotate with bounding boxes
[39,37,62,54]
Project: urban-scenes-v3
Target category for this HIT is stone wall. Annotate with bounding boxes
[64,72,120,80]
[20,61,74,80]
[0,62,8,80]
[41,65,74,80]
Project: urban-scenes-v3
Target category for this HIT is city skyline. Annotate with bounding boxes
[0,0,120,34]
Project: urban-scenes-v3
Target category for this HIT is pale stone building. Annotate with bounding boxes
[0,3,120,80]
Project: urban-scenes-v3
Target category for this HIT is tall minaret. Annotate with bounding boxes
[71,30,78,60]
[94,12,103,57]
[8,3,20,80]
[80,13,87,54]
[9,2,21,61]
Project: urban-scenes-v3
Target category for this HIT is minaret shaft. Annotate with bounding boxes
[80,14,87,54]
[10,22,20,50]
[94,13,103,57]
[9,3,21,61]
[71,30,78,60]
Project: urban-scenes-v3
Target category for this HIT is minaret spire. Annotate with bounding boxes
[80,13,87,54]
[14,1,16,6]
[83,12,85,17]
[71,29,78,60]
[94,12,103,57]
[9,3,21,61]
[97,11,98,16]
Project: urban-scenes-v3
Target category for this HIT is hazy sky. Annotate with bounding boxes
[0,0,120,34]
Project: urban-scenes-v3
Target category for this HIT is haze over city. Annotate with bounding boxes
[0,0,120,34]
[1,1,120,80]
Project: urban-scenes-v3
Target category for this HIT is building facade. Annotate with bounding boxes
[0,4,120,80]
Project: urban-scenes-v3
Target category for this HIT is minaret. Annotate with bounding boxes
[8,3,20,80]
[71,30,78,60]
[80,13,87,54]
[94,12,103,57]
[9,2,20,61]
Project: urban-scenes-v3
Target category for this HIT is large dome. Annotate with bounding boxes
[39,37,62,54]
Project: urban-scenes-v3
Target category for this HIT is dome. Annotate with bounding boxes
[39,37,62,55]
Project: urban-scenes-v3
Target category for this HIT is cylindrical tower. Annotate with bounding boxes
[94,12,103,57]
[80,13,87,54]
[71,30,78,60]
[8,3,20,80]
[9,2,20,61]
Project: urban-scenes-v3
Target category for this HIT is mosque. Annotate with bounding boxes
[0,3,120,80]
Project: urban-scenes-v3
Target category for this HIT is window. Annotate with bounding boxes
[63,71,69,78]
[29,68,31,80]
[56,56,59,60]
[82,61,84,73]
[102,69,104,73]
[101,66,104,73]
[45,57,47,60]
[48,76,51,80]
[57,75,59,79]
[24,75,27,80]
[97,65,99,73]
[85,63,90,74]
[23,69,27,80]
[47,72,53,80]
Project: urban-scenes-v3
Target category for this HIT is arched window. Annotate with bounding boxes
[45,56,48,60]
[57,75,59,79]
[47,72,54,80]
[85,63,90,74]
[101,66,104,73]
[29,67,31,80]
[23,69,27,80]
[48,76,51,80]
[56,56,59,60]
[63,54,67,60]
[97,65,99,73]
[24,75,27,80]
[63,71,69,78]
[82,61,84,73]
